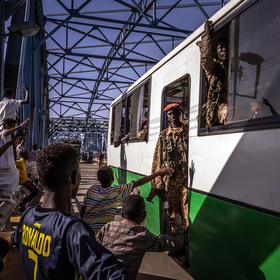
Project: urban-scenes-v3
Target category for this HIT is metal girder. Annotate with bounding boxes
[42,0,229,143]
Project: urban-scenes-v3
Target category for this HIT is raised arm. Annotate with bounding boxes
[0,128,25,157]
[3,118,29,137]
[132,167,173,189]
[21,85,29,104]
[196,20,216,75]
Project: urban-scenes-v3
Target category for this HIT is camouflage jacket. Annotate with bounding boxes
[151,120,188,191]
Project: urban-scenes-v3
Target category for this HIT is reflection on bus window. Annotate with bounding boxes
[227,0,280,123]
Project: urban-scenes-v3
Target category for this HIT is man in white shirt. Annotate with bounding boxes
[0,118,29,202]
[0,85,29,129]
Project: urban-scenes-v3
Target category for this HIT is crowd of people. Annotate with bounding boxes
[0,90,186,279]
[8,143,185,280]
[0,85,42,270]
[0,67,189,280]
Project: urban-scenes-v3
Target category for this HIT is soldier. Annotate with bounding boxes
[196,20,228,127]
[147,103,189,228]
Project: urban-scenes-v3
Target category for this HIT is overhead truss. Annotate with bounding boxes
[43,0,229,141]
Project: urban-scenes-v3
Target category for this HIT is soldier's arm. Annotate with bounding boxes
[132,168,173,189]
[196,21,216,76]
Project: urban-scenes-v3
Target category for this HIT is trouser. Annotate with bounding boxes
[166,182,189,227]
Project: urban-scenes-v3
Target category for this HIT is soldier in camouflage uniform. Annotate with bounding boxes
[148,103,189,228]
[196,20,228,128]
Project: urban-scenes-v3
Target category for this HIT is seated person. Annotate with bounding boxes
[0,85,29,129]
[13,143,127,280]
[81,166,172,234]
[97,195,185,280]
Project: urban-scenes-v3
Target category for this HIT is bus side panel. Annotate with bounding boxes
[189,129,280,213]
[110,166,161,235]
[188,190,280,280]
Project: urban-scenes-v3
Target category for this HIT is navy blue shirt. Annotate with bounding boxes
[14,206,127,280]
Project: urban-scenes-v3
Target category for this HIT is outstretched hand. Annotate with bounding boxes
[20,118,30,128]
[204,20,214,36]
[196,20,214,48]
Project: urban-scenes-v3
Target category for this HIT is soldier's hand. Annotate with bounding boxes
[157,167,174,176]
[205,20,214,35]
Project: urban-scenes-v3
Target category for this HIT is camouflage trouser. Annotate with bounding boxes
[166,180,188,227]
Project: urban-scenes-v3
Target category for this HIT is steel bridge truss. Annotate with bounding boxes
[43,0,228,143]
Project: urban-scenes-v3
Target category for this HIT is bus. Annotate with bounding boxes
[107,0,280,279]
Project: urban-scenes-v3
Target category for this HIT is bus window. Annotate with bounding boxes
[162,75,190,130]
[227,0,280,124]
[111,79,151,144]
[198,22,229,129]
[199,0,280,132]
[111,101,124,144]
[110,107,116,144]
[128,79,151,142]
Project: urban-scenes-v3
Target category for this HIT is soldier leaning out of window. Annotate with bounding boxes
[196,20,228,127]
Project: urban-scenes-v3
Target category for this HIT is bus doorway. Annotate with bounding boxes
[160,75,191,268]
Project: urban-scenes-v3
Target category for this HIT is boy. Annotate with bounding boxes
[13,143,127,280]
[97,195,185,280]
[0,118,29,202]
[0,85,29,129]
[81,166,172,234]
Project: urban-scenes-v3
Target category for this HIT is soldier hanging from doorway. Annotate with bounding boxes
[147,103,189,229]
[196,20,228,127]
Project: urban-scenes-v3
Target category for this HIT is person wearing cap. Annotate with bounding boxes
[148,103,189,229]
[196,20,228,127]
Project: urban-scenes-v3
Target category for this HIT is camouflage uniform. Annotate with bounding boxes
[198,33,228,127]
[137,127,147,141]
[151,120,188,226]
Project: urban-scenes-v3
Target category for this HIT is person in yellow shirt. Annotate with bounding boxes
[15,150,38,209]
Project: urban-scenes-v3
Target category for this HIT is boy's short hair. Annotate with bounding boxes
[3,118,17,127]
[97,166,114,186]
[37,143,79,189]
[122,195,145,222]
[3,88,14,98]
[32,144,38,150]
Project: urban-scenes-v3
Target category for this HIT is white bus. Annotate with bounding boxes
[107,0,280,279]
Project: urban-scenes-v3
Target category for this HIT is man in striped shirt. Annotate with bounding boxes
[81,166,172,234]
